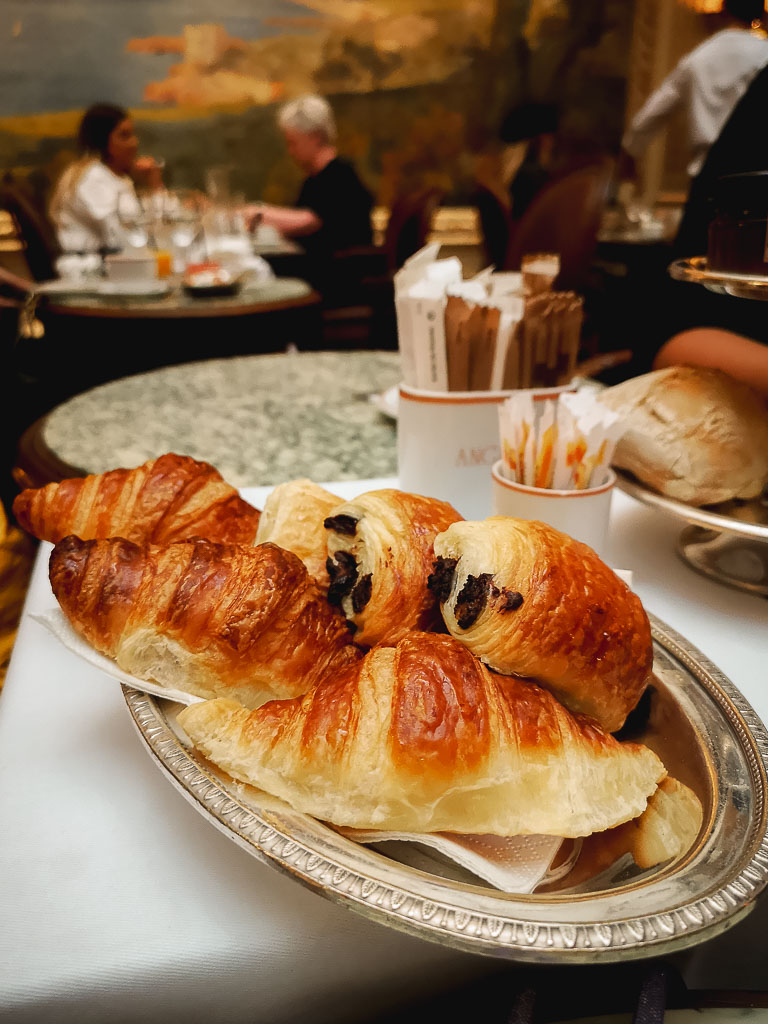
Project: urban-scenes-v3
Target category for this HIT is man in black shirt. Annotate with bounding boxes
[246,95,373,274]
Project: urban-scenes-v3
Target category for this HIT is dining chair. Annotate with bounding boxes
[383,187,444,270]
[505,158,615,291]
[473,180,515,270]
[0,176,60,282]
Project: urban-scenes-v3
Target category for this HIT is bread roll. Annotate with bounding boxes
[431,517,653,733]
[178,632,665,838]
[49,535,360,707]
[599,366,768,506]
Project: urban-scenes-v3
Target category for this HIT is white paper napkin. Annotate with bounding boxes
[339,829,578,894]
[32,607,204,705]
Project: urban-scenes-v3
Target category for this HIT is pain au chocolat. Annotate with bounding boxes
[178,632,665,837]
[431,518,653,733]
[49,535,360,707]
[324,489,462,646]
[255,478,342,590]
[14,453,261,546]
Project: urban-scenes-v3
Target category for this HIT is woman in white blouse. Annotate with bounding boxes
[50,103,162,254]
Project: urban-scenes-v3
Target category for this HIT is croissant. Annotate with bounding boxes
[13,453,260,546]
[49,535,360,707]
[430,518,653,733]
[178,632,665,837]
[324,489,463,646]
[255,479,341,590]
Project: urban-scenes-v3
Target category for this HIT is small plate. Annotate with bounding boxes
[669,257,768,301]
[369,385,399,419]
[182,280,242,298]
[97,280,170,298]
[124,613,768,964]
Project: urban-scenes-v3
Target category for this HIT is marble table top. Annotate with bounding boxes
[42,350,401,487]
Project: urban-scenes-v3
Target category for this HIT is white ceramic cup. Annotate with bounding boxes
[491,460,616,556]
[397,384,516,519]
[104,253,158,283]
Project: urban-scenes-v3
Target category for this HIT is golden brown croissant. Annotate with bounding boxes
[178,632,665,837]
[430,518,653,733]
[14,453,260,546]
[324,489,462,646]
[49,535,360,707]
[255,479,341,590]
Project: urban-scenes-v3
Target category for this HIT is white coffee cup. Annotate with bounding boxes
[104,253,158,283]
[491,460,616,556]
[397,384,515,519]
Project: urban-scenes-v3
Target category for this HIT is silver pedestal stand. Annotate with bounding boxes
[661,257,768,594]
[616,471,768,597]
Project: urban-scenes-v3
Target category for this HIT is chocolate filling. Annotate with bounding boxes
[427,557,458,602]
[498,589,524,611]
[326,551,358,607]
[324,514,359,535]
[351,573,372,613]
[454,573,494,629]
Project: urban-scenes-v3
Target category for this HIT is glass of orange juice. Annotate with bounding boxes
[155,249,173,277]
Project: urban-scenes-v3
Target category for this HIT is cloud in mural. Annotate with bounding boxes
[125,5,490,110]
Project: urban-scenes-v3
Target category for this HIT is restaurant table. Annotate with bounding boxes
[28,278,322,409]
[2,471,768,1023]
[15,350,402,489]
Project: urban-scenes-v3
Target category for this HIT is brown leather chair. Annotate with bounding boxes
[0,176,60,282]
[505,159,614,291]
[383,187,444,270]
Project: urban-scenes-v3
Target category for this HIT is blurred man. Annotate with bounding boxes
[622,0,768,180]
[246,95,373,264]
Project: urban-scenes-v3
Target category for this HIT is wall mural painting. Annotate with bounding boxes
[0,0,632,206]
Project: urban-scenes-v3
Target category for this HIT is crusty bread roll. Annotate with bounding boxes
[431,518,653,733]
[598,366,768,506]
[178,632,666,838]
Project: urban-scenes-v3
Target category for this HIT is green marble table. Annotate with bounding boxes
[35,350,401,487]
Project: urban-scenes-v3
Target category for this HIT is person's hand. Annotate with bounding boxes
[133,156,164,191]
[243,203,265,232]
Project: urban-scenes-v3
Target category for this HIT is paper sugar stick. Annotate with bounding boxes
[501,321,522,389]
[409,280,449,390]
[444,295,473,390]
[468,305,500,391]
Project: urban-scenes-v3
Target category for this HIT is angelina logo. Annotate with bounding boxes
[455,445,499,467]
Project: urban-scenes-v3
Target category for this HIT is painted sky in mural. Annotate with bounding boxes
[0,0,314,117]
[0,0,493,119]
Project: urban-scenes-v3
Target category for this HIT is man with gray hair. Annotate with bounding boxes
[246,94,373,275]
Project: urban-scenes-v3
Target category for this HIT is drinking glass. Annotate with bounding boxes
[161,189,205,269]
[116,190,154,249]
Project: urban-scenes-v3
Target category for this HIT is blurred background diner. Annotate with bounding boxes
[2,2,768,1014]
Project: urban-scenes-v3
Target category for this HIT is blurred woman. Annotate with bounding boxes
[50,103,162,253]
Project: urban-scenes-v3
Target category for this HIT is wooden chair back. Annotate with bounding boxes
[506,158,614,290]
[384,187,444,270]
[0,176,60,282]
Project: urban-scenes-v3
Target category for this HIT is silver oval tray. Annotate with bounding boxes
[123,613,768,964]
[669,256,768,301]
[616,470,768,542]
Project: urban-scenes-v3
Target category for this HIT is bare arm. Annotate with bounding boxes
[245,203,321,237]
[654,328,768,399]
[622,62,687,159]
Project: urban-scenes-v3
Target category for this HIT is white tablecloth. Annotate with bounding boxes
[1,479,767,1021]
